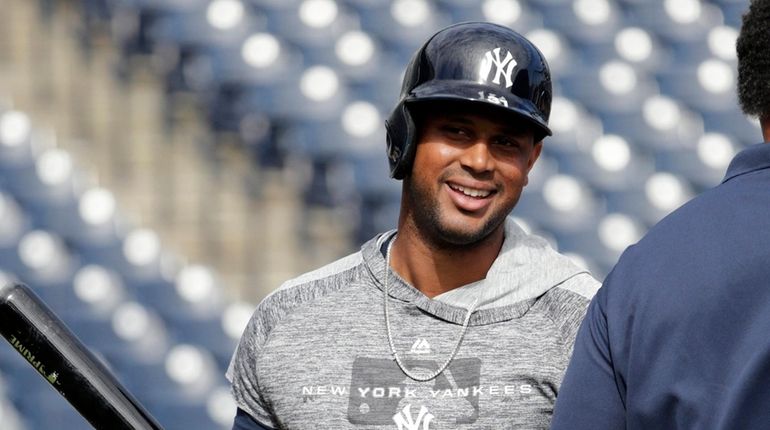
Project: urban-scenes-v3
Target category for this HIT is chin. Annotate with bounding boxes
[433,218,501,247]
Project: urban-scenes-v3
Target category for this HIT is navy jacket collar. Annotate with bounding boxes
[722,142,770,183]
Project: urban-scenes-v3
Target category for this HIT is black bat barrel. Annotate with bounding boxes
[0,282,164,430]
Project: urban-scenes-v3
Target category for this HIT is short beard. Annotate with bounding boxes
[403,174,513,250]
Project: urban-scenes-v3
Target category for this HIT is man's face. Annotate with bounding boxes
[403,104,542,247]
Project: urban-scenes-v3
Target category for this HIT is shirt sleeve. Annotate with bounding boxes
[550,285,627,429]
[232,407,275,430]
[226,303,279,428]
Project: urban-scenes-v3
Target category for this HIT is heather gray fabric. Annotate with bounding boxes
[227,218,600,429]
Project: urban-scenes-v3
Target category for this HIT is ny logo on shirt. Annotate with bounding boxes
[393,404,434,430]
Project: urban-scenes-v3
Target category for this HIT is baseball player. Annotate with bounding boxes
[551,1,770,428]
[228,22,600,430]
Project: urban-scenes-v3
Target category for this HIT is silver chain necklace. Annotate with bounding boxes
[383,236,478,382]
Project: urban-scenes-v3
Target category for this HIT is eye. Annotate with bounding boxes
[440,125,471,139]
[494,136,522,148]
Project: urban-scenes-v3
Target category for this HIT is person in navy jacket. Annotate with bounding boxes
[551,1,770,429]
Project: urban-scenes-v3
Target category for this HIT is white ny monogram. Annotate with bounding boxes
[479,47,518,88]
[393,404,434,430]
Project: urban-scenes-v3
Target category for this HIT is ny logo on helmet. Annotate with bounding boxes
[479,47,518,89]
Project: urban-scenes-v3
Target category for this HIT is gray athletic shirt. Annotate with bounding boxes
[227,218,600,429]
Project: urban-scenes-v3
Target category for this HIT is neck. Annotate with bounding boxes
[389,222,505,299]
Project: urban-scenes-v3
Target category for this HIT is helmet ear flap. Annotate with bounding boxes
[385,102,418,180]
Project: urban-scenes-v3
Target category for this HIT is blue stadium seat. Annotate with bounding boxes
[603,170,695,226]
[163,312,237,368]
[598,94,704,151]
[541,96,604,153]
[551,228,611,278]
[435,0,544,33]
[579,26,670,75]
[200,31,306,129]
[150,397,229,430]
[654,132,743,190]
[0,110,35,175]
[526,0,572,7]
[111,358,181,405]
[247,0,303,10]
[539,0,624,45]
[146,384,235,430]
[155,265,235,365]
[149,0,263,50]
[553,134,656,193]
[61,301,172,368]
[523,28,575,77]
[625,0,725,43]
[278,103,388,209]
[148,1,269,94]
[107,0,210,79]
[355,0,452,60]
[0,343,34,400]
[559,61,658,116]
[515,173,602,235]
[266,0,359,51]
[299,153,358,207]
[714,0,750,27]
[554,212,646,276]
[701,108,763,146]
[0,396,26,430]
[350,153,401,243]
[657,57,738,113]
[282,100,386,158]
[4,230,80,313]
[15,386,92,430]
[311,30,398,85]
[26,193,129,268]
[211,62,350,129]
[347,64,404,113]
[128,272,189,315]
[0,191,34,268]
[114,343,221,406]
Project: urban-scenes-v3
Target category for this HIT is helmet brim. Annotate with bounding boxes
[406,80,552,139]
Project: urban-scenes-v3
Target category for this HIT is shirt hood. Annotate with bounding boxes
[361,217,592,325]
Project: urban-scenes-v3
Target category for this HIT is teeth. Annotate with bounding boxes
[452,185,491,198]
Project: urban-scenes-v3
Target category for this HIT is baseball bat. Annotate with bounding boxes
[0,282,164,430]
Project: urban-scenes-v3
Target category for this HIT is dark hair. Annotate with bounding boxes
[737,0,770,118]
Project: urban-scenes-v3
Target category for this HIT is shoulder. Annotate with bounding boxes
[242,251,366,348]
[267,251,364,303]
[533,273,600,343]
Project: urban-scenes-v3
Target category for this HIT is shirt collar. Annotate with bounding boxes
[722,143,770,184]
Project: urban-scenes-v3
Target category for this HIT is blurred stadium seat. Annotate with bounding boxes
[540,0,624,45]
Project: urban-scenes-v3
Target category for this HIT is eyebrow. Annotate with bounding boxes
[441,115,528,137]
[441,115,474,125]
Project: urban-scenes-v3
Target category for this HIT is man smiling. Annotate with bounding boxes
[228,22,600,430]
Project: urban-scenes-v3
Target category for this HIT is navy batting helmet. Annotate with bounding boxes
[385,22,553,179]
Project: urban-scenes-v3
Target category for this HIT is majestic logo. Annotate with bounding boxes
[393,404,434,430]
[410,339,431,355]
[479,47,517,89]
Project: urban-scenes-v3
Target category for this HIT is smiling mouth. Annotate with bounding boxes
[448,183,494,198]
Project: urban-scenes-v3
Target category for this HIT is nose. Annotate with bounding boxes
[459,140,495,174]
